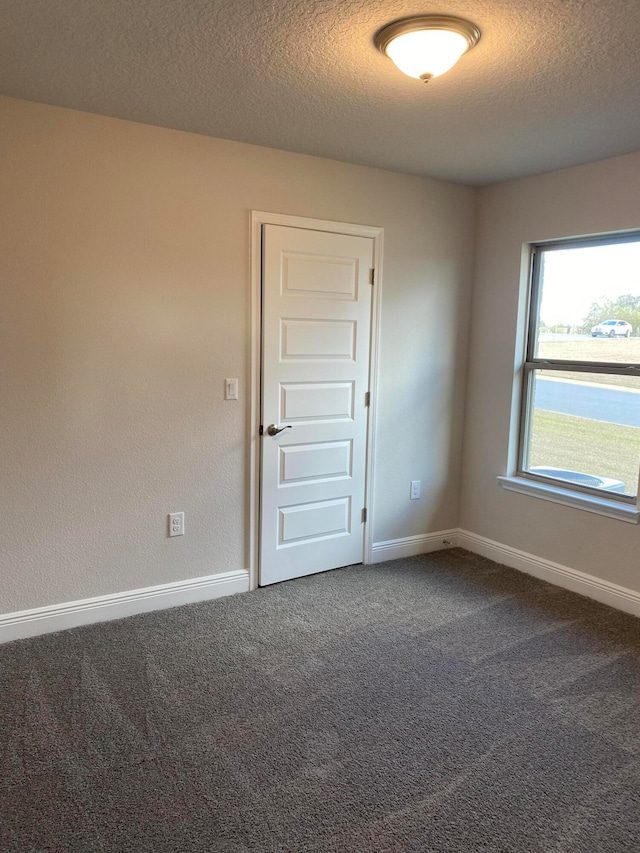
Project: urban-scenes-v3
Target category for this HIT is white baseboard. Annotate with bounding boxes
[458,529,640,618]
[4,529,638,644]
[0,570,250,645]
[370,530,459,563]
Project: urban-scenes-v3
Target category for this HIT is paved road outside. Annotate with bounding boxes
[536,377,640,427]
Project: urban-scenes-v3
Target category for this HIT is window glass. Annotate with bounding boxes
[533,241,640,364]
[521,235,640,504]
[524,370,640,498]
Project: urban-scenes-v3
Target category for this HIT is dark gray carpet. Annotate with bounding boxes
[2,548,640,852]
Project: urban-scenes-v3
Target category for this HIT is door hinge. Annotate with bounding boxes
[362,507,367,523]
[365,391,370,407]
[369,268,375,286]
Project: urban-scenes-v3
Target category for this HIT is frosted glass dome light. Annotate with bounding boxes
[375,16,481,82]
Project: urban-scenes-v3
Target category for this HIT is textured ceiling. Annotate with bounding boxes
[2,0,640,185]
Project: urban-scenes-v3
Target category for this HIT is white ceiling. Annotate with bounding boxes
[2,0,640,185]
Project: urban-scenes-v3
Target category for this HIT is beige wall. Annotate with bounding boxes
[462,152,640,593]
[0,96,475,613]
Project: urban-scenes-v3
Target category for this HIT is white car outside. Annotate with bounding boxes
[591,319,632,338]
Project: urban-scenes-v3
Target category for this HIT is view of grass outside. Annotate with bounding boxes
[529,338,640,496]
[529,409,639,497]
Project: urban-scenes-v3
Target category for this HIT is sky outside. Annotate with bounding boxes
[540,241,640,326]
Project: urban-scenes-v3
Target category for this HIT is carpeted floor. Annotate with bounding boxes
[1,548,640,852]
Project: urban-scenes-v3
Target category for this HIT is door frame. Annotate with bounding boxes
[249,211,384,590]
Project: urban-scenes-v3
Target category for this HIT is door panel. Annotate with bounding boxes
[278,497,351,546]
[282,254,358,299]
[280,381,355,422]
[280,319,356,361]
[260,224,373,585]
[279,440,353,486]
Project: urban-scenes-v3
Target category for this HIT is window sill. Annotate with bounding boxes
[497,476,640,524]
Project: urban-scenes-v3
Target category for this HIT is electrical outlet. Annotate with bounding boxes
[225,379,238,400]
[410,480,421,500]
[168,512,184,537]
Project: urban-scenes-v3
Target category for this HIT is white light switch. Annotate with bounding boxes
[410,480,421,500]
[225,378,238,400]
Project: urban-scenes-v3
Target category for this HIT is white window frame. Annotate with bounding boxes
[499,232,640,524]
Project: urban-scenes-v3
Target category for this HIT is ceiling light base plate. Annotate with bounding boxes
[375,16,481,55]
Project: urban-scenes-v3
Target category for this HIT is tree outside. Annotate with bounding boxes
[576,294,640,335]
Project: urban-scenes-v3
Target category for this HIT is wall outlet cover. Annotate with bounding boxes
[168,512,185,537]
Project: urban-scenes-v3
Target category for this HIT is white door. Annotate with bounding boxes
[260,224,374,586]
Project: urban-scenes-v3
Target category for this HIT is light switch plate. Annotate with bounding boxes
[225,378,238,400]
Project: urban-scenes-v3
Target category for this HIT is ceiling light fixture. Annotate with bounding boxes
[375,15,481,83]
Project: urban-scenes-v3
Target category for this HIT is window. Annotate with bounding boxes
[504,233,640,522]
